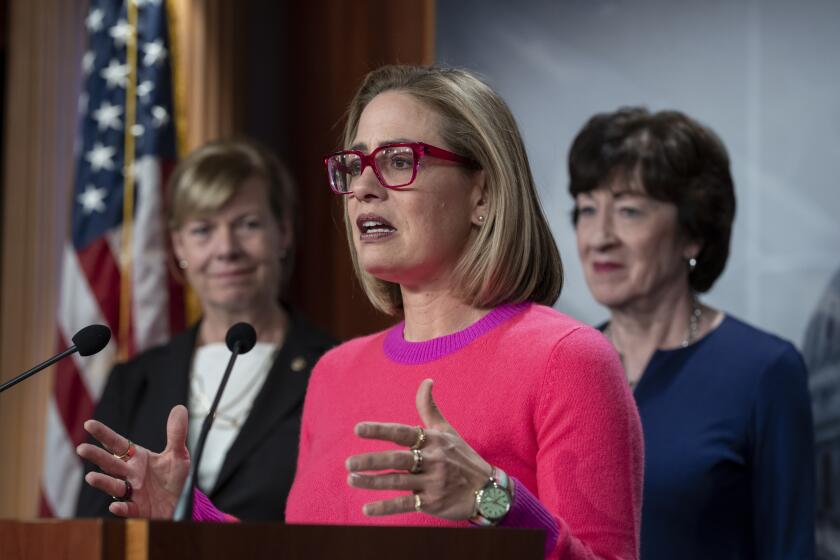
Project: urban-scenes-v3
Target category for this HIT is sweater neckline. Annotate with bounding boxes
[383,302,531,365]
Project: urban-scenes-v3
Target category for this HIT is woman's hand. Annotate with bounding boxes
[346,378,492,520]
[76,405,191,519]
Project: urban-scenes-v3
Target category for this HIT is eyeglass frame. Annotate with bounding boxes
[323,141,480,195]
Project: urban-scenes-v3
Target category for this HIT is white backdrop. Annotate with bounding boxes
[437,0,840,348]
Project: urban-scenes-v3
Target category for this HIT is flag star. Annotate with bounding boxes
[82,51,96,75]
[151,105,169,127]
[131,124,145,137]
[136,80,155,100]
[109,19,134,48]
[86,142,117,172]
[101,59,129,89]
[85,8,104,32]
[77,185,108,214]
[142,39,167,67]
[92,101,123,131]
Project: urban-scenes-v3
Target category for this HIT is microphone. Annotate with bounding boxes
[0,324,111,393]
[173,322,257,521]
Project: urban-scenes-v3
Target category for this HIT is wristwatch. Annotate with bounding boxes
[470,466,513,526]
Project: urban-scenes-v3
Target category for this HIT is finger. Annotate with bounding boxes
[348,472,423,492]
[416,378,451,431]
[77,443,130,478]
[84,419,130,456]
[346,449,415,472]
[109,500,142,518]
[362,493,418,517]
[85,471,130,499]
[354,422,420,447]
[164,405,189,457]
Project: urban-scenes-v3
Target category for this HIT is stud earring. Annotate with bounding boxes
[477,215,485,223]
[688,257,697,271]
[178,259,188,270]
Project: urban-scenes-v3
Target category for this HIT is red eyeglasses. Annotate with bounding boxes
[323,142,479,195]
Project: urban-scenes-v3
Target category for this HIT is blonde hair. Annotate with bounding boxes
[341,65,562,315]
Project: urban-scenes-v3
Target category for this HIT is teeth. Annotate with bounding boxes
[367,228,392,234]
[362,221,383,228]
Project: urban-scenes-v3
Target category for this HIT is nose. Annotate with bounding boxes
[214,225,241,259]
[350,165,388,202]
[590,210,619,251]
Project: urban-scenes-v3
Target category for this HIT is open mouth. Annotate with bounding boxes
[357,214,397,240]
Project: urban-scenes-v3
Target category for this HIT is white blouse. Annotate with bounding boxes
[187,342,277,491]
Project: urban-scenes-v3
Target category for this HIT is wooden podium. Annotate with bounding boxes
[0,519,545,559]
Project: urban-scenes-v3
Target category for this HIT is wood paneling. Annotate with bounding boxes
[0,0,87,518]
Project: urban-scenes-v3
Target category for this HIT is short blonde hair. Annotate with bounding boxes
[167,138,295,230]
[341,65,562,315]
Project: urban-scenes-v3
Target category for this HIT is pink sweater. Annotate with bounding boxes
[282,303,643,559]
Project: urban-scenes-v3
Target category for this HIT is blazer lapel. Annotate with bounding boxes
[140,324,197,452]
[210,317,313,493]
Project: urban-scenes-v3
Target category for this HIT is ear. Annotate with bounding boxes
[470,170,488,226]
[171,230,186,263]
[682,237,702,262]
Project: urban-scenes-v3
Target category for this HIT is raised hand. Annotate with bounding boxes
[346,378,492,519]
[76,405,191,519]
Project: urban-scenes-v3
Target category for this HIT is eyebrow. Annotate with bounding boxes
[349,138,416,151]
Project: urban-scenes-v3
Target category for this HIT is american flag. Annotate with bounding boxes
[40,0,184,517]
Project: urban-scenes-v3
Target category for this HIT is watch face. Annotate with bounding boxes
[478,485,511,520]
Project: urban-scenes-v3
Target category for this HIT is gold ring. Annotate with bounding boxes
[410,426,426,450]
[413,492,423,513]
[113,440,135,462]
[409,448,424,474]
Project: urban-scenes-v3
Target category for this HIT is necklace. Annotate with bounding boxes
[606,300,703,388]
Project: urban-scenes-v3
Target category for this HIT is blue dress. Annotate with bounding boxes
[633,315,815,559]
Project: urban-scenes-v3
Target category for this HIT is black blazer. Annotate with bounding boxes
[75,311,335,521]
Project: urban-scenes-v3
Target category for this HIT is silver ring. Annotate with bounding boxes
[409,448,424,474]
[410,426,426,450]
[413,492,423,513]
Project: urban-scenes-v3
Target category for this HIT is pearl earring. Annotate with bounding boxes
[178,259,188,269]
[688,257,697,271]
[477,215,485,223]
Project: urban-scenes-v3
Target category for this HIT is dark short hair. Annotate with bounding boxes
[568,107,736,293]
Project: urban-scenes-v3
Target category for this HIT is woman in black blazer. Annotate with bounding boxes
[76,139,335,521]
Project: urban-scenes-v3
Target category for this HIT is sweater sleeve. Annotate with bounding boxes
[523,326,643,560]
[192,489,239,522]
[750,344,816,559]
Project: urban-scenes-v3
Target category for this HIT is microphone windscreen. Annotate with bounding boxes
[72,324,112,357]
[226,322,257,354]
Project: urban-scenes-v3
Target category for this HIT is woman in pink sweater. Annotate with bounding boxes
[78,65,642,560]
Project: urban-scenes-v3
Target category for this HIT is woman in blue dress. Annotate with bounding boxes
[568,107,815,560]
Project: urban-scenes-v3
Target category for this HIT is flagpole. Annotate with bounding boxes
[119,0,139,360]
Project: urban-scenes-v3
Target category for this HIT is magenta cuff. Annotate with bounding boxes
[191,488,238,522]
[499,478,559,557]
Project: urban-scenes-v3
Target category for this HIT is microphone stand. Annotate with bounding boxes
[0,347,78,393]
[172,341,244,521]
